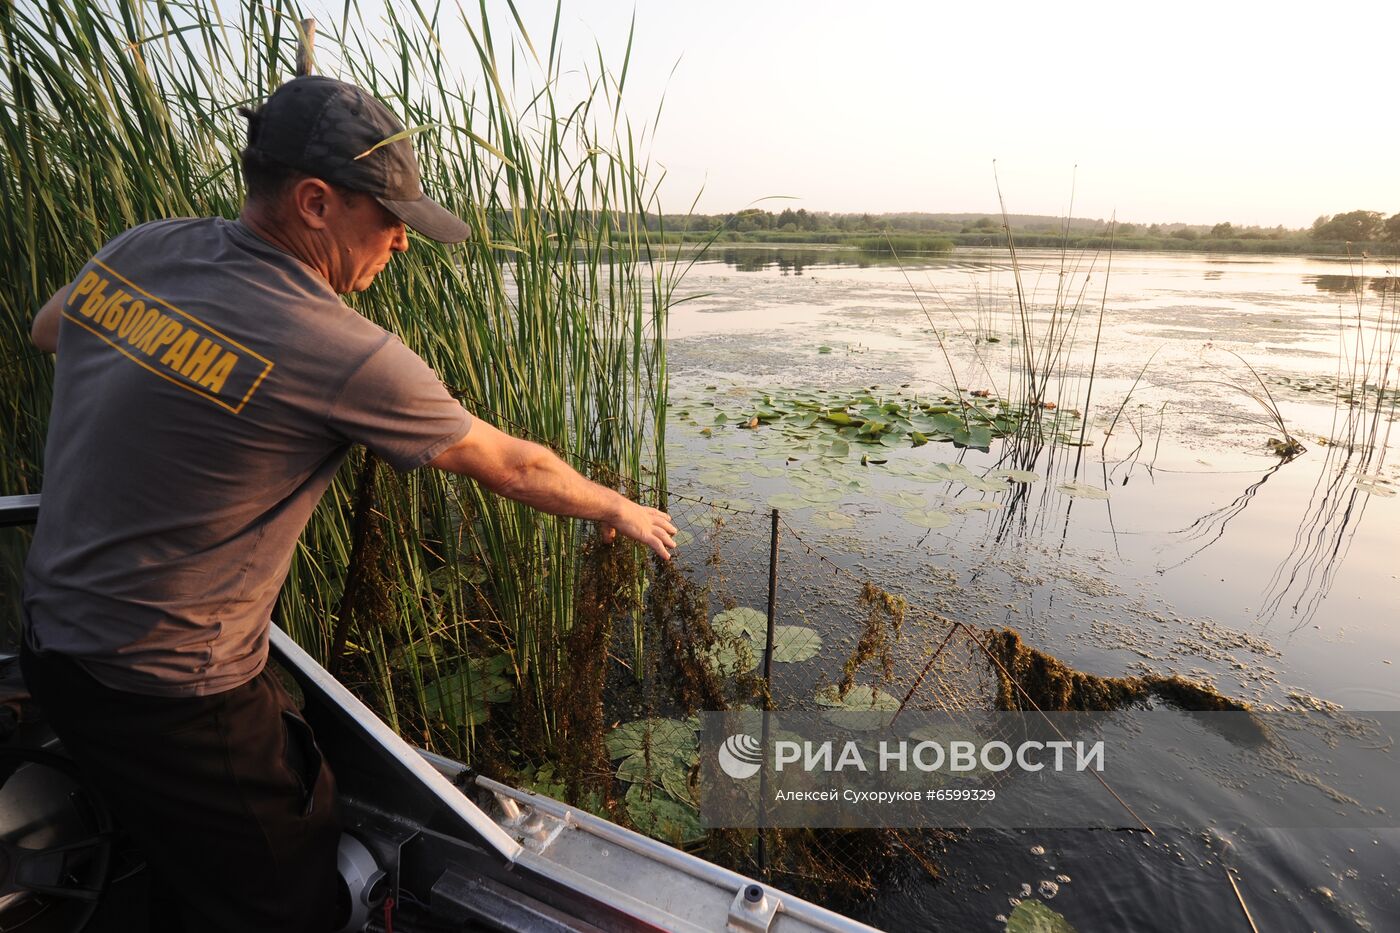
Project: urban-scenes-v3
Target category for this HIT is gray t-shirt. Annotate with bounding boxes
[23,217,472,696]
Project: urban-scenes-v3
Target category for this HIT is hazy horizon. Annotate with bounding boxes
[322,0,1400,230]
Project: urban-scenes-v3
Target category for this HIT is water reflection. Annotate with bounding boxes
[1304,274,1400,296]
[698,246,1021,275]
[714,247,875,273]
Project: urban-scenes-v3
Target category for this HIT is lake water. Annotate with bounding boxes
[662,247,1399,931]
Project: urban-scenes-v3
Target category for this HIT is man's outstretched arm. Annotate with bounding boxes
[427,417,677,560]
[31,286,68,353]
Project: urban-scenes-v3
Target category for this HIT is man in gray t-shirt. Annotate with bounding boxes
[23,76,675,932]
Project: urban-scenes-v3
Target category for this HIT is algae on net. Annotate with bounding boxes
[982,627,1250,712]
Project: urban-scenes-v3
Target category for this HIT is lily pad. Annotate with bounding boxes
[903,509,952,530]
[809,510,855,530]
[706,639,760,676]
[710,498,755,512]
[713,607,768,639]
[605,718,697,761]
[661,757,699,805]
[422,673,494,727]
[1007,900,1077,933]
[698,469,747,487]
[1355,480,1396,497]
[428,562,488,591]
[954,500,1003,512]
[770,626,823,662]
[988,469,1041,483]
[767,492,810,510]
[953,424,994,449]
[625,784,705,846]
[877,490,927,509]
[617,750,694,802]
[928,412,964,434]
[958,475,1009,493]
[1057,482,1110,500]
[815,684,900,711]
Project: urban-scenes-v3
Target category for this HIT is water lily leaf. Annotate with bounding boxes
[428,562,488,590]
[617,750,694,801]
[698,469,746,486]
[1057,482,1110,500]
[661,757,699,805]
[1356,480,1396,497]
[1007,900,1077,933]
[470,653,513,677]
[768,493,810,510]
[988,469,1041,483]
[818,346,833,354]
[960,476,1010,493]
[858,419,889,436]
[809,510,855,530]
[771,625,823,662]
[929,412,964,434]
[815,684,900,711]
[706,639,760,676]
[625,784,705,846]
[422,674,493,727]
[954,500,1003,512]
[713,412,729,424]
[713,607,767,639]
[820,412,864,427]
[712,498,757,513]
[910,431,929,447]
[616,751,657,785]
[800,488,844,504]
[903,509,952,530]
[877,490,926,509]
[953,425,993,449]
[822,438,850,458]
[606,718,697,760]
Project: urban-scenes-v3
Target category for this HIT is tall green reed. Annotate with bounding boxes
[1,0,674,762]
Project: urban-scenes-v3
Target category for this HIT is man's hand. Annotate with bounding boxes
[601,500,678,561]
[428,417,679,560]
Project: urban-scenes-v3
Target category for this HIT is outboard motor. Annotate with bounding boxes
[334,833,388,933]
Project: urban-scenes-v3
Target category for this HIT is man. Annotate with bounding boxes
[21,75,675,932]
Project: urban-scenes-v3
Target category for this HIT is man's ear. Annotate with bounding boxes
[289,177,333,231]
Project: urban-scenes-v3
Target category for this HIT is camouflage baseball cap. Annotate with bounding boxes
[243,75,468,243]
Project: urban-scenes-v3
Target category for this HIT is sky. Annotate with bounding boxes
[316,0,1400,228]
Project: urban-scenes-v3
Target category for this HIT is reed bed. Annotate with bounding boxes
[0,0,676,762]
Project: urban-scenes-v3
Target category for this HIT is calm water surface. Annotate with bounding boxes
[663,247,1399,931]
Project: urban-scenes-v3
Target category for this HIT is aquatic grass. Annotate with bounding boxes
[0,0,675,763]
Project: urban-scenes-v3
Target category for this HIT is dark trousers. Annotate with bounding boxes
[20,643,341,933]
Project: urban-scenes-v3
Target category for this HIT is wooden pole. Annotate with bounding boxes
[295,18,316,77]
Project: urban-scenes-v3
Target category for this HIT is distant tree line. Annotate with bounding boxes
[631,207,1400,255]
